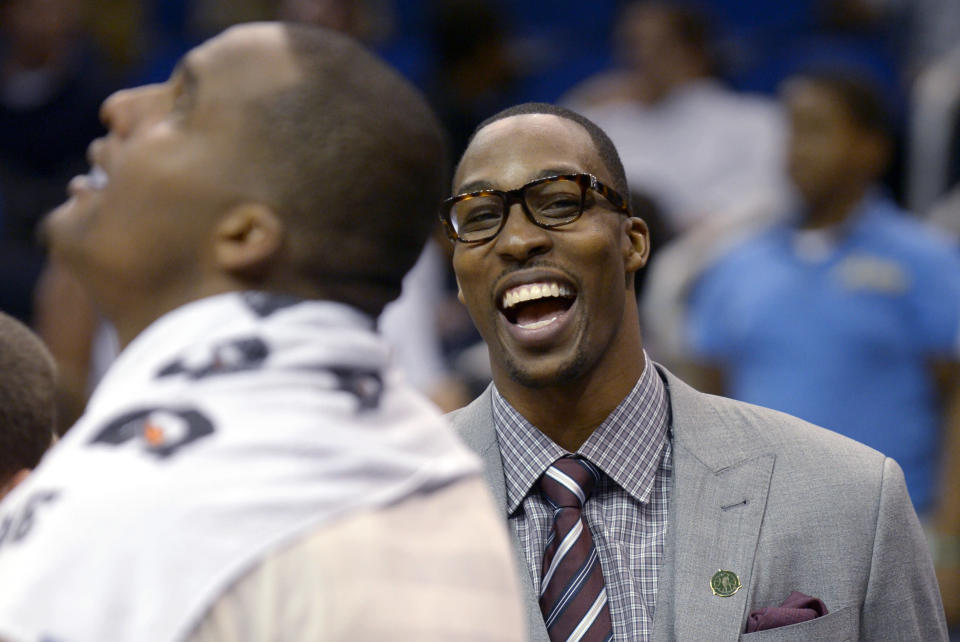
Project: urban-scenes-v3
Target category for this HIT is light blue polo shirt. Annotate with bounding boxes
[688,194,960,513]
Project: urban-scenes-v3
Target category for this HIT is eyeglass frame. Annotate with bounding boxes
[439,172,631,244]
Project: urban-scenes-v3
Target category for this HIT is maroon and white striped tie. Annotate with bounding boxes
[538,456,614,642]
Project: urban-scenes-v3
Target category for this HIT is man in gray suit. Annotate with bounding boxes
[441,101,948,640]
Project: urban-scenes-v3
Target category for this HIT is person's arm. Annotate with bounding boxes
[32,263,97,433]
[932,359,960,627]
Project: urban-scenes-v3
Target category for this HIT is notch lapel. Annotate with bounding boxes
[652,369,775,641]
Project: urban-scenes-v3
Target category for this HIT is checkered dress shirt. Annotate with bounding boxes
[492,359,672,641]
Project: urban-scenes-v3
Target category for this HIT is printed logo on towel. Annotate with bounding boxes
[0,490,60,553]
[242,291,302,317]
[90,407,215,459]
[329,367,383,411]
[833,254,910,294]
[157,336,269,380]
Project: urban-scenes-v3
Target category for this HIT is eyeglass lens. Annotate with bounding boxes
[450,178,584,242]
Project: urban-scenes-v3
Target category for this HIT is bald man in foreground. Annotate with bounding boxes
[0,23,523,642]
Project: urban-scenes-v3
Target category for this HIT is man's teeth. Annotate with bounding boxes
[518,316,559,330]
[501,281,574,310]
[88,166,108,190]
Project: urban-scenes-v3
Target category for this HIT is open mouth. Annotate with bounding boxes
[69,165,109,196]
[500,281,576,330]
[87,166,109,190]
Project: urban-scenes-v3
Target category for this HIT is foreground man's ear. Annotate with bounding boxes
[214,203,285,277]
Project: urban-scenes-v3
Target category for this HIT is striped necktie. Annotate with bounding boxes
[538,456,614,642]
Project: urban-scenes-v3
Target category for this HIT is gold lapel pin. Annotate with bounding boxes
[710,569,741,597]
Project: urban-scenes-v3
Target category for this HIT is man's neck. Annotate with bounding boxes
[800,183,869,230]
[494,353,647,452]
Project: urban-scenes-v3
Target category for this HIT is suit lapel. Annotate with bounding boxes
[453,372,776,641]
[652,369,775,640]
[451,388,550,642]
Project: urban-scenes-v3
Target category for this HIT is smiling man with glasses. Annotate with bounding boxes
[441,172,631,244]
[444,101,947,641]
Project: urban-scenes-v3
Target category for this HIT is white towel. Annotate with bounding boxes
[0,292,480,642]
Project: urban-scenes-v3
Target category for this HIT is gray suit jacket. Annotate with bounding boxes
[448,367,948,641]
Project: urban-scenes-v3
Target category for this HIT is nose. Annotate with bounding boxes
[492,202,552,263]
[99,83,166,137]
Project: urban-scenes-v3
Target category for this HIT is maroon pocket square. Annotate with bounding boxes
[745,591,829,633]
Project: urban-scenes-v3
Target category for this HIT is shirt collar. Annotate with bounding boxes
[493,356,671,514]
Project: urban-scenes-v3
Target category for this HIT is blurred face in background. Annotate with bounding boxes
[784,79,887,210]
[615,3,708,100]
[1,0,84,68]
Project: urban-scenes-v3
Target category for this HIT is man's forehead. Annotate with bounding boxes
[183,23,302,89]
[454,113,605,191]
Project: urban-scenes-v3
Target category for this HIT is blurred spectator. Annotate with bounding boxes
[425,0,522,158]
[32,261,116,434]
[0,0,116,324]
[858,0,960,79]
[908,42,960,237]
[700,0,900,93]
[277,0,394,43]
[682,71,960,622]
[563,1,790,236]
[0,310,56,500]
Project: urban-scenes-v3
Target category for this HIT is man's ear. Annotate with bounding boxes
[213,203,285,277]
[624,216,650,273]
[0,468,30,500]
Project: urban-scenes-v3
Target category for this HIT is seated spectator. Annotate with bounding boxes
[563,1,790,235]
[0,311,56,500]
[685,70,960,626]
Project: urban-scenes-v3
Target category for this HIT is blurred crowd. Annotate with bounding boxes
[2,0,959,533]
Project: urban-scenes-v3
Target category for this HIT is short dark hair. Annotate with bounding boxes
[245,24,448,315]
[466,102,631,203]
[0,312,55,482]
[785,70,892,138]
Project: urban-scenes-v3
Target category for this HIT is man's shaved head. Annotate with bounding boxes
[464,102,630,203]
[244,24,449,314]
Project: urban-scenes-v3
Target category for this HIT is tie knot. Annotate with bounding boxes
[539,456,599,509]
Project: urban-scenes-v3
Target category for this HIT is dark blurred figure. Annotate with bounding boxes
[0,0,116,323]
[32,261,105,433]
[698,0,900,95]
[0,310,55,500]
[684,71,960,626]
[909,42,960,241]
[277,0,392,41]
[563,1,789,236]
[426,0,520,158]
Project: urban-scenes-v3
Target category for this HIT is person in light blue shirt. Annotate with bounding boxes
[689,192,960,511]
[686,70,960,626]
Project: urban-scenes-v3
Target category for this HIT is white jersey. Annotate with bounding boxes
[0,292,480,642]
